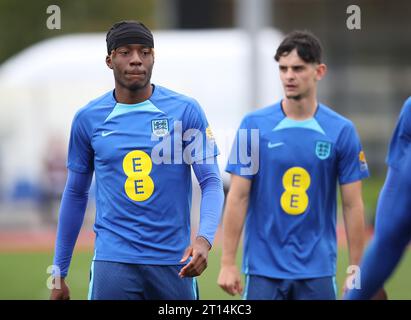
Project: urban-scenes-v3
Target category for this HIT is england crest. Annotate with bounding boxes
[151,119,169,137]
[315,141,332,160]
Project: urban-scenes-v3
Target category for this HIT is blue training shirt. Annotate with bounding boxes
[386,97,411,170]
[67,84,219,265]
[226,101,369,279]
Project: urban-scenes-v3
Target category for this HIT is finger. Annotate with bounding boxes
[228,284,238,296]
[219,282,232,295]
[218,279,236,296]
[180,247,193,263]
[50,290,62,300]
[179,257,196,278]
[179,263,189,277]
[237,281,243,295]
[179,258,197,277]
[183,252,208,277]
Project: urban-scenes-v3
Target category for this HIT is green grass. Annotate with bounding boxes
[1,247,410,300]
[359,175,386,224]
[0,177,403,300]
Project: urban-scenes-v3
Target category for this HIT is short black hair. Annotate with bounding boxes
[274,30,323,64]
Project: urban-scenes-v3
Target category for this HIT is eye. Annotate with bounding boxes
[279,66,287,72]
[117,49,129,56]
[142,49,151,56]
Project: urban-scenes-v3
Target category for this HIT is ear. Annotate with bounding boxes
[316,63,327,81]
[106,54,113,69]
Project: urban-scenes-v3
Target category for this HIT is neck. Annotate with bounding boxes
[282,95,318,120]
[114,83,153,104]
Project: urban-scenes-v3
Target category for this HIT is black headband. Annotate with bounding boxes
[106,21,154,54]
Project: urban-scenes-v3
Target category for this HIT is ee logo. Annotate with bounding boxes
[123,150,154,202]
[280,167,311,215]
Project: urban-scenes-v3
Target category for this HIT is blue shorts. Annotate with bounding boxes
[243,275,337,300]
[88,261,199,300]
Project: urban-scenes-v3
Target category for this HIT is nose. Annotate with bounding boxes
[129,49,142,65]
[285,68,295,80]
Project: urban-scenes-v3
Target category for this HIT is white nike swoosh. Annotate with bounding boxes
[267,142,284,148]
[101,131,116,137]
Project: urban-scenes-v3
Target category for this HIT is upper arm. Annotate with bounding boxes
[67,111,94,174]
[65,169,94,194]
[183,100,219,164]
[337,123,369,184]
[225,116,259,178]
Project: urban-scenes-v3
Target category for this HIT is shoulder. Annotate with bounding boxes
[153,85,202,110]
[399,96,411,118]
[403,96,411,109]
[316,103,358,136]
[73,90,115,124]
[317,104,354,126]
[241,102,282,127]
[153,85,209,128]
[393,96,411,136]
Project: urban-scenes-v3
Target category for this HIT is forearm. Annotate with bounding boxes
[221,192,248,266]
[343,203,366,266]
[193,161,224,247]
[53,170,93,277]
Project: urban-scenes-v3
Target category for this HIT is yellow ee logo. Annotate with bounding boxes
[280,167,310,215]
[122,150,154,202]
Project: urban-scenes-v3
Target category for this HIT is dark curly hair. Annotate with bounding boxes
[275,30,323,64]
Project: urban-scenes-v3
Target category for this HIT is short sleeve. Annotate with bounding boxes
[182,99,220,164]
[67,111,94,174]
[225,116,259,179]
[337,122,370,185]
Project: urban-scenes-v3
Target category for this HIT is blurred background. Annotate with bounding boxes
[0,0,410,299]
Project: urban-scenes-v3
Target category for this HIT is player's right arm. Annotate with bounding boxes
[217,174,251,296]
[345,164,411,299]
[50,169,93,300]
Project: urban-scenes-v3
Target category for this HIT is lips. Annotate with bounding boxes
[286,84,297,89]
[126,71,145,76]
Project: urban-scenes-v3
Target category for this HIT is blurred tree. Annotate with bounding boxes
[175,0,234,29]
[0,0,155,63]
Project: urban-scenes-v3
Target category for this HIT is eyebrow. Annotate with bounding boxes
[279,64,305,68]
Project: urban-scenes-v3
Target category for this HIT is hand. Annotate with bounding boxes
[217,264,243,296]
[179,236,211,278]
[371,288,388,300]
[50,277,70,300]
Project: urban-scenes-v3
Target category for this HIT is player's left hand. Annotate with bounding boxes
[371,288,388,300]
[179,236,211,278]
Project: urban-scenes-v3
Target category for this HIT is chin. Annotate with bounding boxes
[127,80,149,91]
[127,84,144,91]
[286,94,302,100]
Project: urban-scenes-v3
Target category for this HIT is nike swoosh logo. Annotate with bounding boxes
[268,142,284,148]
[102,131,116,137]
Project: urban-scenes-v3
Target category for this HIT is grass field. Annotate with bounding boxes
[1,246,410,300]
[1,175,409,300]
